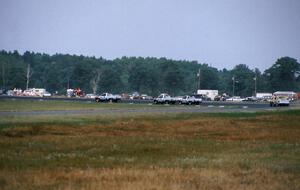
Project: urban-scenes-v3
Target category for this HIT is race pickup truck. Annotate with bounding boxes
[95,93,121,103]
[269,95,290,107]
[181,95,202,105]
[154,93,176,104]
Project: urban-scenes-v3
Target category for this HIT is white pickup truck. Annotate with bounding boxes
[269,96,290,107]
[181,95,202,105]
[95,93,121,103]
[154,93,176,104]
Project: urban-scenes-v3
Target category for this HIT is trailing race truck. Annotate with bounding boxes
[269,95,290,107]
[181,95,202,105]
[154,93,176,104]
[95,93,121,102]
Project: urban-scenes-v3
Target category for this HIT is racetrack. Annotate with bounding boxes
[0,95,299,116]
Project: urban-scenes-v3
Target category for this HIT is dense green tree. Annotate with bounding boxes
[0,50,299,97]
[6,65,26,89]
[264,57,300,92]
[160,61,185,96]
[128,61,158,95]
[71,62,93,92]
[199,64,220,90]
[218,69,232,95]
[98,61,123,94]
[230,64,256,97]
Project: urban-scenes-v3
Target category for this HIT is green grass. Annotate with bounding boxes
[0,99,156,111]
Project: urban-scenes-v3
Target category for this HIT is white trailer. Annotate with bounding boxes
[24,88,46,97]
[197,90,218,100]
[256,93,272,101]
[273,91,297,101]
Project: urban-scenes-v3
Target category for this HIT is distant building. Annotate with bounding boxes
[256,92,272,99]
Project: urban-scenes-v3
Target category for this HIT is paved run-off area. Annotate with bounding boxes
[0,99,299,117]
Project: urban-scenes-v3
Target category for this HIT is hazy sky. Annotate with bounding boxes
[1,0,300,71]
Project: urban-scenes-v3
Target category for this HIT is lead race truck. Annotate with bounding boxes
[95,93,121,103]
[153,93,176,104]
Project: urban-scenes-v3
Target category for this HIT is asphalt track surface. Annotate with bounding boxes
[0,96,299,116]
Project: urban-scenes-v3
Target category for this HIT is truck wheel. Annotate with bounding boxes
[95,98,100,103]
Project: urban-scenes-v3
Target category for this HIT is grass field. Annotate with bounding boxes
[0,99,153,111]
[0,100,299,190]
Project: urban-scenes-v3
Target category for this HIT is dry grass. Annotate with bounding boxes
[0,110,300,190]
[1,168,298,190]
[2,114,298,141]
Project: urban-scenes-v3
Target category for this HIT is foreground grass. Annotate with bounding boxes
[0,110,300,189]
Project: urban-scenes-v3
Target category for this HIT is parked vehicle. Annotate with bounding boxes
[214,95,222,101]
[226,96,244,102]
[6,90,14,96]
[242,96,257,102]
[214,95,229,101]
[95,93,121,102]
[66,88,85,97]
[141,94,153,100]
[0,89,4,95]
[154,93,176,104]
[43,91,52,97]
[67,89,75,97]
[269,96,290,107]
[260,95,273,102]
[173,96,183,104]
[85,94,97,99]
[130,92,140,99]
[197,94,211,101]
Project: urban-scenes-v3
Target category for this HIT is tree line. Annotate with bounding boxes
[0,50,299,97]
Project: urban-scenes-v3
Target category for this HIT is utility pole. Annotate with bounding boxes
[253,76,257,97]
[232,76,239,96]
[26,63,31,90]
[2,62,5,90]
[197,68,201,90]
[232,76,235,96]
